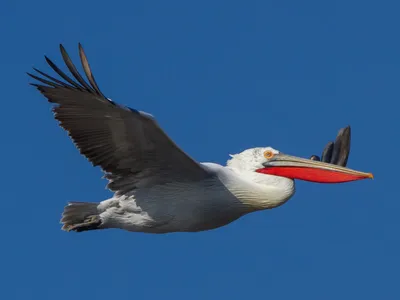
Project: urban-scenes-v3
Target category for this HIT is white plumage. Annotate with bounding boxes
[92,159,294,233]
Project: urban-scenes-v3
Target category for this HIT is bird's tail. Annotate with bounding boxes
[61,202,102,232]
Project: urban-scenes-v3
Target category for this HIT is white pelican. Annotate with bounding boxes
[28,44,373,234]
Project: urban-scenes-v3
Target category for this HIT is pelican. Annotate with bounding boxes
[28,44,373,234]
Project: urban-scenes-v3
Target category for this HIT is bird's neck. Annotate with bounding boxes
[224,169,296,211]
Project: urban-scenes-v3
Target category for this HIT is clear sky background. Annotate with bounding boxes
[1,0,398,299]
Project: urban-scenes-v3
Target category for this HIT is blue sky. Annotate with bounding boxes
[1,0,398,299]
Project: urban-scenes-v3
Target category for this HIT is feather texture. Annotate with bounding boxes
[28,44,210,195]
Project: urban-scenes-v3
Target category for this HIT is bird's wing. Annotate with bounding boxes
[310,126,351,167]
[28,44,211,195]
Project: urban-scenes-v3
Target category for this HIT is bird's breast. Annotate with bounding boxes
[121,177,250,232]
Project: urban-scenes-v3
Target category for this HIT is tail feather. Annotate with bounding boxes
[61,202,102,232]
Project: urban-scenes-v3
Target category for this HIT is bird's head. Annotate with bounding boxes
[227,147,373,183]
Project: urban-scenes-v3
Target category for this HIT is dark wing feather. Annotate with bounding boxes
[321,141,334,163]
[310,126,351,167]
[28,44,210,195]
[331,126,351,167]
[60,44,96,93]
[78,43,106,98]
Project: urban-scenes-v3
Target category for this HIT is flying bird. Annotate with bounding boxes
[28,44,373,234]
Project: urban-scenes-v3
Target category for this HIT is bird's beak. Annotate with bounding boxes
[257,153,373,183]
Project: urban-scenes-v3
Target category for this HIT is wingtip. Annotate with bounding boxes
[44,55,54,65]
[78,43,85,57]
[59,44,67,55]
[29,83,41,88]
[341,125,351,135]
[26,72,37,82]
[337,125,351,138]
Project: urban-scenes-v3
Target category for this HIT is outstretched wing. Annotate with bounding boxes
[28,44,210,195]
[310,126,351,167]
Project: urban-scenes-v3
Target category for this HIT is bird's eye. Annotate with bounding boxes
[264,150,274,159]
